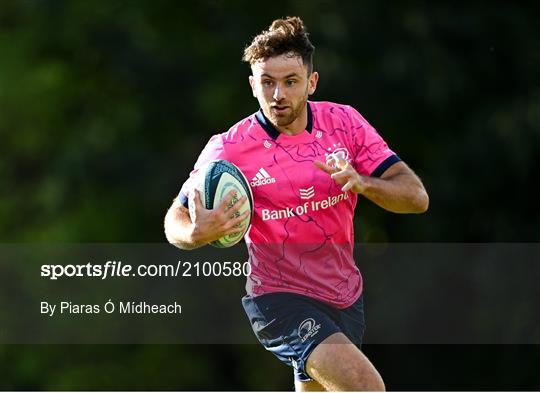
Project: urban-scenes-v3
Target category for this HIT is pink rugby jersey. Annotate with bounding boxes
[179,101,400,308]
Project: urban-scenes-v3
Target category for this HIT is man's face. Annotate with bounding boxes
[249,54,318,128]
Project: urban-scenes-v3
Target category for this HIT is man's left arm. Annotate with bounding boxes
[315,158,429,214]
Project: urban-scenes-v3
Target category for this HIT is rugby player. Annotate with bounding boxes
[165,16,429,391]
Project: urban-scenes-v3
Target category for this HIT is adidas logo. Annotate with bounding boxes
[251,168,276,187]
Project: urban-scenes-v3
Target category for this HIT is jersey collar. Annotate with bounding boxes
[255,102,313,140]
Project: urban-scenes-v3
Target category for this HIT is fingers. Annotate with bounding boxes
[231,195,248,210]
[188,188,251,243]
[217,192,249,225]
[216,190,237,212]
[330,171,343,180]
[315,154,350,174]
[341,179,355,192]
[190,188,204,211]
[193,189,248,219]
[224,210,251,234]
[216,191,248,215]
[330,167,352,183]
[328,154,348,170]
[226,195,248,215]
[314,160,337,174]
[317,159,349,186]
[321,156,361,193]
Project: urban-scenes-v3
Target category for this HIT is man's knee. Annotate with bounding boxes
[294,379,326,392]
[305,332,385,391]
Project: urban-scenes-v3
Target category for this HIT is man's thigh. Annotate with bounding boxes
[242,292,369,387]
[305,332,385,391]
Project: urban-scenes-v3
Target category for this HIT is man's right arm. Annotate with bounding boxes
[164,198,202,250]
[164,191,249,250]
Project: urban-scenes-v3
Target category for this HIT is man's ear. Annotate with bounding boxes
[308,71,319,95]
[249,75,257,98]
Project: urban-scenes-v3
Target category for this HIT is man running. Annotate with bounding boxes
[165,16,428,391]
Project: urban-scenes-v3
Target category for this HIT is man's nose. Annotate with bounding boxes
[272,84,284,101]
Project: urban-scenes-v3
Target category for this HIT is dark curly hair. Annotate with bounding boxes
[242,16,315,73]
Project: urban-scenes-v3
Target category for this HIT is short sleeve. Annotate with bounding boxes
[347,106,401,177]
[178,134,227,207]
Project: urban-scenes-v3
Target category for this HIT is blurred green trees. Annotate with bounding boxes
[1,0,539,390]
[1,1,538,243]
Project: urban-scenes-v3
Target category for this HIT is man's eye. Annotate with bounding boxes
[286,80,297,86]
[263,80,274,86]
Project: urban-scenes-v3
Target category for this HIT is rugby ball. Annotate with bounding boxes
[189,160,253,248]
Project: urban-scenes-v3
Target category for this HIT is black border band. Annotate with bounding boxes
[370,154,401,178]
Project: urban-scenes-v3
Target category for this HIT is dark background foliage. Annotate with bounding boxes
[1,0,538,390]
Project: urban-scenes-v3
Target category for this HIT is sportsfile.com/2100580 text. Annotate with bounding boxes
[40,260,251,280]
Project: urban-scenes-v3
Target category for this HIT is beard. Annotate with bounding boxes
[268,92,308,127]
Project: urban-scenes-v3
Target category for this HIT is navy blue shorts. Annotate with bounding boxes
[241,292,365,381]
